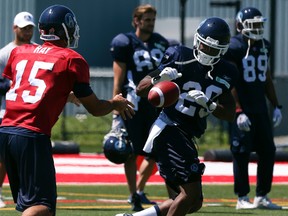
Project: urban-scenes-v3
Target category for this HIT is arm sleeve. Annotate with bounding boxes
[68,56,90,83]
[110,33,130,62]
[157,46,179,71]
[68,54,93,98]
[73,82,93,98]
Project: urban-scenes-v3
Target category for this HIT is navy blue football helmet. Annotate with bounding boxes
[38,4,80,48]
[193,17,230,66]
[236,7,266,40]
[103,128,132,164]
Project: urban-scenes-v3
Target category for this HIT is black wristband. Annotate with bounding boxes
[276,105,282,109]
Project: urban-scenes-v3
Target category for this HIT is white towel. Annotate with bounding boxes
[143,117,167,153]
[126,70,140,111]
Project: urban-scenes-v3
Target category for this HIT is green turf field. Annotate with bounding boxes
[1,184,287,215]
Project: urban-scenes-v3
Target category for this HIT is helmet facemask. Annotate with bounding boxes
[40,22,80,48]
[61,20,80,48]
[240,16,265,40]
[193,33,229,66]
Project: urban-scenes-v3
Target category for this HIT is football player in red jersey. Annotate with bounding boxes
[0,4,134,216]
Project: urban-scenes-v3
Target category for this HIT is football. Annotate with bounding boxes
[148,81,180,108]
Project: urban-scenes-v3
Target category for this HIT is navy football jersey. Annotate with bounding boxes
[224,34,271,113]
[110,32,169,97]
[159,45,238,138]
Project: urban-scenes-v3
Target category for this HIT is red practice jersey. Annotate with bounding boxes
[2,42,90,136]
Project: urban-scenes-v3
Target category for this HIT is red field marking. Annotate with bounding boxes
[3,153,288,185]
[55,173,164,184]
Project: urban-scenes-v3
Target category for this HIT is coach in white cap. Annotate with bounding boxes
[13,11,35,28]
[0,11,35,209]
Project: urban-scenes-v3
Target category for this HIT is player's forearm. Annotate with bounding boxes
[212,103,236,122]
[212,91,236,122]
[136,75,153,97]
[264,69,281,107]
[78,93,112,116]
[137,68,161,97]
[265,80,280,108]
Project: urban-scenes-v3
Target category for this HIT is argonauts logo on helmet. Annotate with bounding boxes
[65,13,76,28]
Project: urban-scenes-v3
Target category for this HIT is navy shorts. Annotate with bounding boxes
[0,131,57,214]
[152,125,205,190]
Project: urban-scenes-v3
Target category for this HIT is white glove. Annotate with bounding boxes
[273,107,282,127]
[187,90,217,112]
[237,113,251,131]
[111,114,126,131]
[151,67,182,84]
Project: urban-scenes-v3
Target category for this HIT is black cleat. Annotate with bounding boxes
[131,193,144,211]
[138,192,157,205]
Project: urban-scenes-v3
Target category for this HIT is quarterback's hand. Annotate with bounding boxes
[151,67,182,85]
[187,90,217,113]
[237,113,251,131]
[273,107,282,127]
[113,94,135,120]
[111,114,126,131]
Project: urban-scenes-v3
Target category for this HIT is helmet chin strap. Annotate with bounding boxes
[244,38,266,60]
[175,58,197,65]
[206,65,214,80]
[244,38,251,59]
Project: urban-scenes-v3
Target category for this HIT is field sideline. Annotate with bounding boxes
[4,153,287,185]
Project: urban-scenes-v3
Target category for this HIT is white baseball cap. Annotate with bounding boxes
[13,11,35,28]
